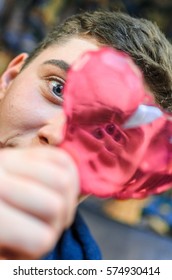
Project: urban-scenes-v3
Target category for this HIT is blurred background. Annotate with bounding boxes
[1,0,172,259]
[1,0,172,73]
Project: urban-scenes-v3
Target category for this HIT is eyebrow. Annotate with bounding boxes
[42,59,70,72]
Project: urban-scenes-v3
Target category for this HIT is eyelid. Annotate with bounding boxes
[44,76,65,105]
[45,75,65,83]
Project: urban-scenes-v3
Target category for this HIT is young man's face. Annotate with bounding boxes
[0,38,99,148]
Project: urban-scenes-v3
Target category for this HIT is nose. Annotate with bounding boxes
[37,111,66,146]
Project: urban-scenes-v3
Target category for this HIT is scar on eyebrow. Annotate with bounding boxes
[43,59,70,72]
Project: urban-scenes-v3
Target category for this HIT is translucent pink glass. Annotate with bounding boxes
[61,48,172,199]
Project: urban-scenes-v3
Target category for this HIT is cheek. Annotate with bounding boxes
[0,86,47,131]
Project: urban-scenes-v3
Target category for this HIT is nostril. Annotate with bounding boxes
[39,136,49,145]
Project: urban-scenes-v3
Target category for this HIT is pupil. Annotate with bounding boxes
[54,84,63,96]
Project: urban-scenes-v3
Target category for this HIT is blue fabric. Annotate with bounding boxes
[43,211,102,260]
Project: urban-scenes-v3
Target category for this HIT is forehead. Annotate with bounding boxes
[30,37,100,68]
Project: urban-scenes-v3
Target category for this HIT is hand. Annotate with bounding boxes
[0,146,79,259]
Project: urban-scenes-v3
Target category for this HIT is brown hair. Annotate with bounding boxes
[24,10,172,111]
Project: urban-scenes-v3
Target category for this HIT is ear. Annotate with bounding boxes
[0,53,29,95]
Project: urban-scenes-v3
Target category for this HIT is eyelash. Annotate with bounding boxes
[46,76,65,105]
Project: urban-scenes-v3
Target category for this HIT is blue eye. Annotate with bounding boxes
[49,80,64,98]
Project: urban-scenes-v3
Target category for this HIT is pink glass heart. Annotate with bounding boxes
[61,48,172,199]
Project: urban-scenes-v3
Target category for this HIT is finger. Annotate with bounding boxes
[0,200,59,259]
[0,146,77,171]
[0,147,79,195]
[0,173,69,222]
